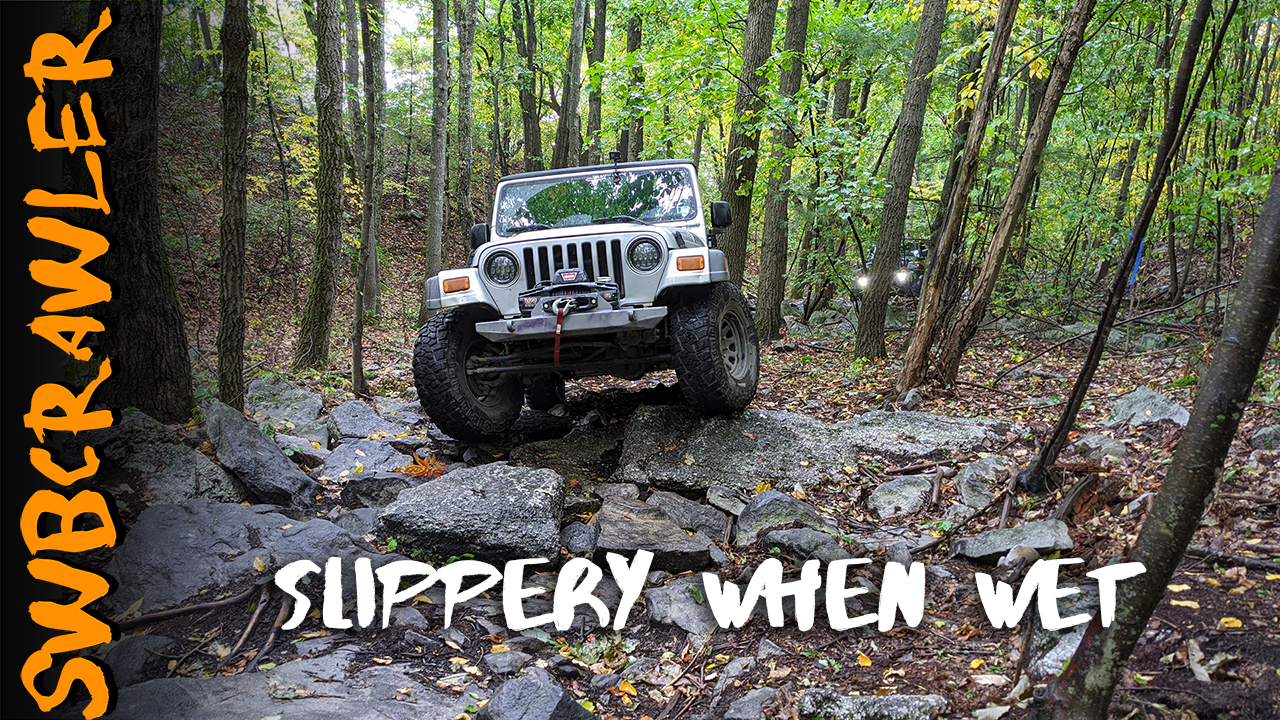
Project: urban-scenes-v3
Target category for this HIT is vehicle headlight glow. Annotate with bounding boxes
[484,251,520,286]
[895,270,909,284]
[857,276,869,288]
[627,238,663,273]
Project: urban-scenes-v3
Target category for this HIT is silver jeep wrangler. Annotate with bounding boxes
[416,158,759,441]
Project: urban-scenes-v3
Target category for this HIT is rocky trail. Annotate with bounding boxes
[74,340,1278,720]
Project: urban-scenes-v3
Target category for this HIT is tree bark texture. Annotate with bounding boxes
[584,0,607,165]
[897,0,1019,391]
[755,0,810,342]
[456,0,479,225]
[217,0,251,409]
[552,0,587,168]
[625,16,645,162]
[345,0,366,181]
[513,0,542,171]
[933,0,1098,381]
[720,0,780,287]
[419,0,451,324]
[853,0,948,359]
[294,0,345,370]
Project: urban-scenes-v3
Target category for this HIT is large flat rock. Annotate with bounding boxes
[245,376,328,445]
[798,690,947,720]
[613,406,1011,492]
[206,401,320,507]
[951,520,1074,563]
[591,497,715,573]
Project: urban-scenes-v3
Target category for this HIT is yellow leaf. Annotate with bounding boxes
[970,658,985,669]
[1205,578,1222,587]
[1217,617,1243,629]
[371,657,393,665]
[490,644,509,653]
[280,524,293,530]
[1167,584,1191,592]
[1266,574,1280,581]
[857,652,872,667]
[755,481,772,494]
[354,463,364,474]
[311,441,322,449]
[253,556,266,573]
[1170,600,1200,609]
[619,679,637,696]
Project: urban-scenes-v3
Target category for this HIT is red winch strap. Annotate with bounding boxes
[554,306,565,366]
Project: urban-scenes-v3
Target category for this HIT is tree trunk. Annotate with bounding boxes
[82,0,194,420]
[1045,161,1278,720]
[1025,0,1236,488]
[755,0,810,342]
[933,0,1098,382]
[456,0,478,225]
[719,0,780,287]
[353,0,386,395]
[551,0,588,168]
[217,0,251,409]
[584,0,607,165]
[419,0,451,323]
[625,16,645,161]
[512,0,543,171]
[345,0,366,182]
[198,3,220,74]
[896,0,1019,391]
[852,0,948,359]
[293,0,345,370]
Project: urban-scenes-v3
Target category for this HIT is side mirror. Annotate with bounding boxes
[710,201,732,229]
[469,223,489,250]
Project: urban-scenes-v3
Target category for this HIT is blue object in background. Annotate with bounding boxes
[1128,234,1144,288]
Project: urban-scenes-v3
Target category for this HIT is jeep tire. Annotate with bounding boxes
[669,282,759,413]
[525,375,566,411]
[413,308,522,441]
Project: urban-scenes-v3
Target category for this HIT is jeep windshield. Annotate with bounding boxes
[494,167,697,237]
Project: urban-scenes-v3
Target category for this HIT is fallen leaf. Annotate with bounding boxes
[1187,639,1210,682]
[1217,617,1243,629]
[970,658,986,670]
[371,657,393,665]
[619,679,637,697]
[973,674,1010,687]
[973,706,1011,719]
[253,556,266,573]
[857,652,872,667]
[1167,584,1191,592]
[1170,600,1200,609]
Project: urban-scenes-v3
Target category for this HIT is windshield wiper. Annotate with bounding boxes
[591,215,651,226]
[505,223,551,235]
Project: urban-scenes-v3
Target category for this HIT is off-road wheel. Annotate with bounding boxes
[669,282,759,413]
[525,375,566,411]
[413,308,522,441]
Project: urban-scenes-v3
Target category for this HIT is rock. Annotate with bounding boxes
[333,507,380,536]
[483,650,534,676]
[104,499,379,614]
[563,494,601,517]
[1072,434,1128,461]
[1025,583,1100,679]
[886,541,913,568]
[956,456,1014,508]
[101,648,462,720]
[68,409,247,504]
[951,520,1073,563]
[560,522,599,555]
[592,498,715,573]
[374,396,429,426]
[441,626,469,648]
[322,439,414,479]
[647,491,730,539]
[204,401,319,507]
[329,399,407,439]
[798,690,947,720]
[756,638,786,659]
[847,526,925,555]
[340,471,416,508]
[645,575,719,642]
[725,687,777,719]
[594,483,639,501]
[996,545,1041,581]
[614,406,1010,494]
[104,634,174,687]
[897,388,923,411]
[245,377,327,445]
[868,476,932,519]
[708,485,750,515]
[1250,425,1280,450]
[1133,333,1173,352]
[273,432,331,469]
[477,667,593,720]
[509,425,626,483]
[378,463,565,562]
[392,606,430,628]
[1103,387,1190,427]
[736,491,829,544]
[589,673,621,692]
[763,528,852,563]
[712,657,756,705]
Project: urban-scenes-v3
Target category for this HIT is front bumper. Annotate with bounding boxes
[475,306,668,341]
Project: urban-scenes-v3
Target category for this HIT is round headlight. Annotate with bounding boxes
[627,238,663,273]
[484,251,520,286]
[895,270,909,284]
[857,276,869,288]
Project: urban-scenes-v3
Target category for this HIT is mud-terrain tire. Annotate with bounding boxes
[413,308,522,441]
[669,282,759,413]
[525,375,566,411]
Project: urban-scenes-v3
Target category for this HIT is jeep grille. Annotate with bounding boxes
[521,239,626,297]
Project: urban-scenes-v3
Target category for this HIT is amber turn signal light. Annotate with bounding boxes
[442,277,471,293]
[676,256,705,272]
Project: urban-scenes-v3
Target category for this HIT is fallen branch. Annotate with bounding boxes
[1184,545,1280,572]
[911,489,1008,554]
[221,585,273,668]
[120,585,258,630]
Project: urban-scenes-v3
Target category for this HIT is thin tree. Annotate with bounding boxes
[1025,0,1238,489]
[512,0,543,171]
[551,0,587,168]
[82,0,194,420]
[584,0,607,165]
[353,0,386,396]
[853,0,948,359]
[293,0,345,370]
[897,0,1020,391]
[624,17,645,161]
[217,0,251,409]
[345,0,366,180]
[1046,160,1278,719]
[456,0,479,225]
[932,0,1098,382]
[756,0,811,342]
[720,0,780,287]
[419,0,451,324]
